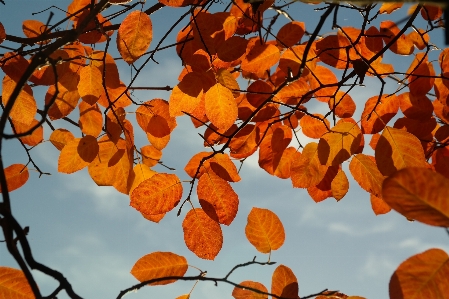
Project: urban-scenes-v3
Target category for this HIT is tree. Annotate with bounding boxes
[1,0,449,298]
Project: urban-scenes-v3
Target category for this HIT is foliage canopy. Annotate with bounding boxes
[1,0,449,298]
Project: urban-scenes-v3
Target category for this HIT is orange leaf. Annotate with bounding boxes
[129,163,157,196]
[58,135,99,174]
[300,113,329,139]
[169,72,204,117]
[130,173,182,215]
[216,68,240,97]
[380,20,414,55]
[131,252,188,285]
[407,54,435,97]
[0,22,5,44]
[290,142,327,188]
[331,169,349,201]
[370,194,391,215]
[205,83,238,131]
[49,129,75,150]
[22,20,49,43]
[276,21,305,48]
[2,76,36,126]
[182,208,223,260]
[271,265,299,299]
[197,170,239,225]
[140,145,162,168]
[241,43,280,74]
[318,121,362,166]
[307,65,338,102]
[217,36,248,62]
[382,168,449,226]
[316,34,351,69]
[247,80,274,108]
[349,154,384,198]
[420,5,443,21]
[361,94,399,134]
[245,207,285,253]
[398,92,433,120]
[390,248,449,298]
[229,124,259,159]
[379,3,403,14]
[79,101,103,138]
[12,119,43,147]
[232,281,268,299]
[0,267,34,299]
[117,11,153,64]
[307,166,338,203]
[259,125,292,176]
[0,52,30,82]
[0,164,29,193]
[78,65,103,105]
[45,72,80,120]
[328,91,356,118]
[375,127,428,177]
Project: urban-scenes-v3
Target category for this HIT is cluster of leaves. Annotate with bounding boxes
[1,0,449,298]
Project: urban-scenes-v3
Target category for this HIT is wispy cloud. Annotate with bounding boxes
[328,220,395,237]
[359,253,396,279]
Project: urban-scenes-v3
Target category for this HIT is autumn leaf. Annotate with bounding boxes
[370,194,391,215]
[130,173,182,215]
[49,129,75,150]
[205,83,238,131]
[245,207,285,253]
[349,154,384,198]
[361,94,399,134]
[331,169,349,201]
[0,267,34,299]
[241,43,280,74]
[78,64,103,105]
[12,119,43,147]
[117,11,153,64]
[276,21,305,48]
[131,252,188,285]
[300,114,329,139]
[291,142,327,189]
[0,164,29,193]
[169,72,204,117]
[197,170,239,225]
[58,135,99,174]
[382,167,449,226]
[2,75,36,126]
[390,248,449,298]
[271,264,299,299]
[232,281,268,299]
[375,126,428,177]
[182,208,223,260]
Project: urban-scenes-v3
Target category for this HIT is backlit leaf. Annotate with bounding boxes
[182,208,223,260]
[205,83,237,131]
[2,76,36,126]
[291,142,327,188]
[22,20,49,43]
[78,65,103,105]
[131,252,188,285]
[370,194,391,215]
[300,113,329,139]
[331,169,349,201]
[241,43,280,74]
[398,92,433,120]
[379,3,403,14]
[349,154,384,198]
[197,170,239,225]
[276,21,305,48]
[46,72,80,120]
[0,164,29,193]
[382,168,449,226]
[217,36,248,62]
[245,207,285,253]
[58,135,99,174]
[49,129,75,150]
[318,121,362,166]
[130,173,182,215]
[117,11,153,64]
[169,72,203,117]
[307,65,338,102]
[361,94,399,134]
[79,101,103,137]
[390,248,449,298]
[12,119,43,146]
[328,91,356,118]
[271,265,299,299]
[380,20,414,55]
[0,267,34,299]
[232,281,268,299]
[375,127,428,177]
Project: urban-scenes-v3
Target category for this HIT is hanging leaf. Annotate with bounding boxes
[379,3,403,14]
[130,173,182,215]
[0,164,29,193]
[241,43,280,74]
[361,94,399,134]
[58,135,99,174]
[78,64,103,105]
[232,281,268,299]
[12,119,43,146]
[307,65,338,102]
[79,101,103,138]
[46,72,80,120]
[331,169,349,201]
[291,142,327,188]
[49,129,75,150]
[318,120,362,166]
[380,20,414,55]
[349,154,384,198]
[375,127,428,177]
[398,92,433,120]
[117,11,153,64]
[0,267,34,299]
[131,252,188,285]
[205,83,238,131]
[271,265,299,299]
[22,20,50,44]
[276,21,305,48]
[370,194,391,215]
[382,167,449,226]
[182,208,223,260]
[300,114,329,139]
[197,170,239,225]
[2,76,36,126]
[328,91,356,119]
[390,248,449,298]
[169,72,204,117]
[245,207,285,253]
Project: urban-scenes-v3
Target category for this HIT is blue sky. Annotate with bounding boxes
[1,1,449,299]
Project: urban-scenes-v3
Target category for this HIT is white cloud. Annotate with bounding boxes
[395,237,449,254]
[359,253,396,279]
[328,220,395,237]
